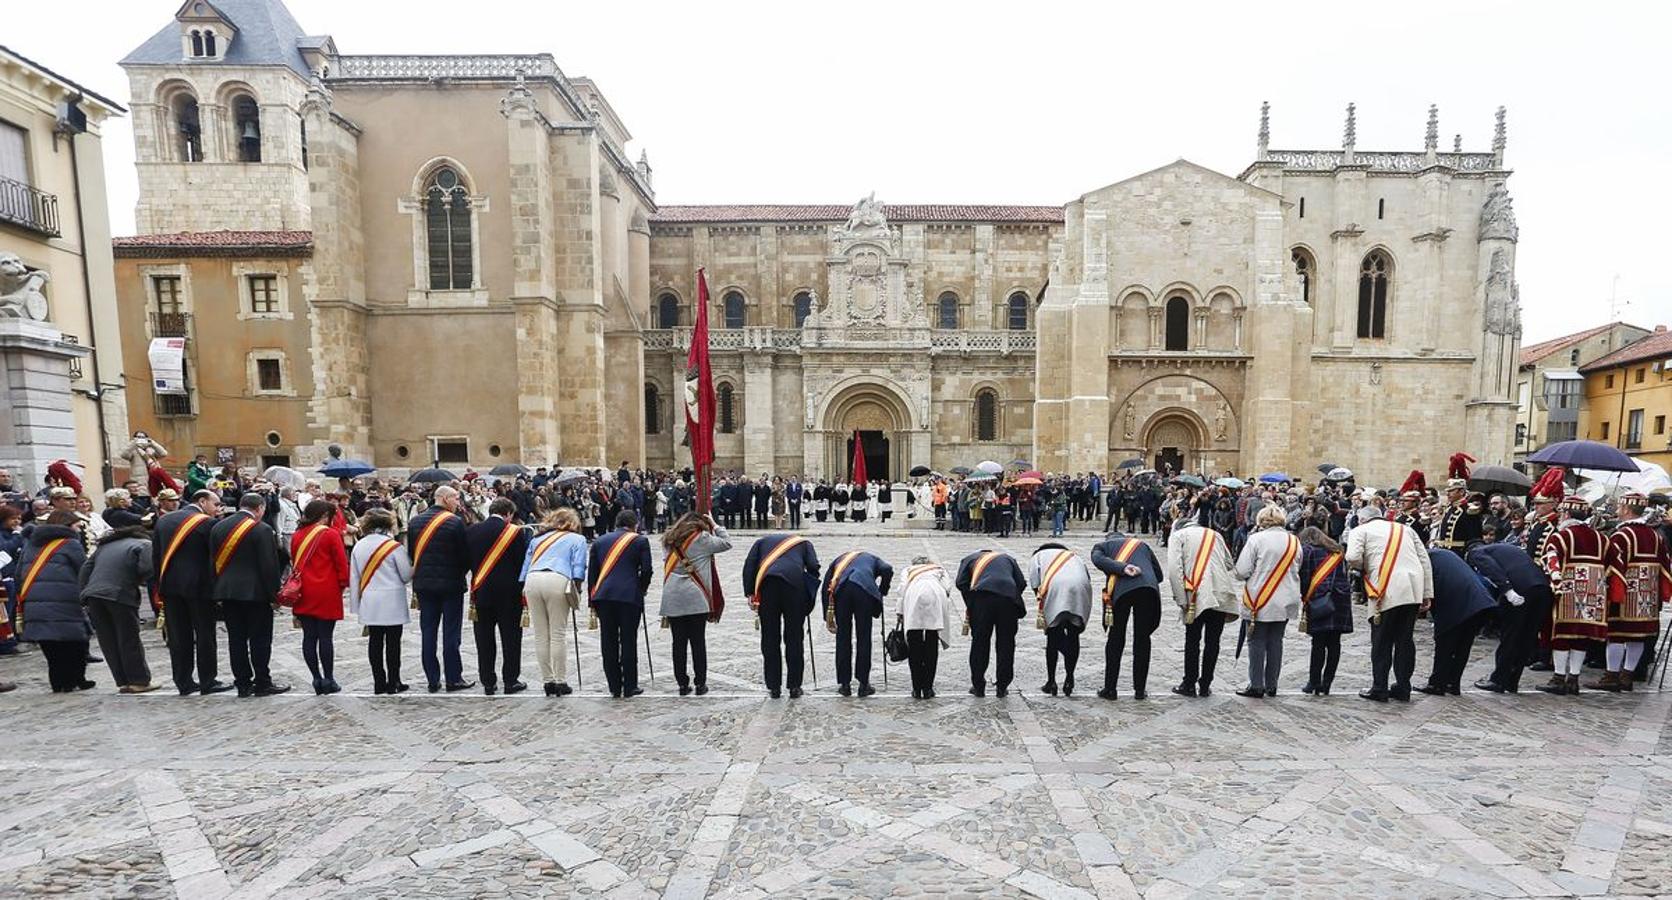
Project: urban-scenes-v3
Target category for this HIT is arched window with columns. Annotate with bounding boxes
[717,382,738,433]
[974,389,999,441]
[792,291,813,328]
[723,291,746,329]
[1164,296,1190,351]
[1291,248,1315,305]
[1357,250,1391,339]
[164,86,203,162]
[231,92,261,162]
[655,292,679,328]
[424,166,473,290]
[1006,292,1029,330]
[938,292,960,329]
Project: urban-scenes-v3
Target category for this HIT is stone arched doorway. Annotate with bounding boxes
[1142,412,1205,476]
[822,383,913,481]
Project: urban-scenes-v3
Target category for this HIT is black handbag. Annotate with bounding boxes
[885,615,910,663]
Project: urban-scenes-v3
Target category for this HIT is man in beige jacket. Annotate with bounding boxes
[1345,494,1434,702]
[1166,513,1239,697]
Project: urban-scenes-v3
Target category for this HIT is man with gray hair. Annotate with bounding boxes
[210,492,288,697]
[407,485,474,692]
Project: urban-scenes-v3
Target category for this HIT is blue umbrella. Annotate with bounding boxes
[1258,472,1292,484]
[1528,440,1636,473]
[320,459,376,478]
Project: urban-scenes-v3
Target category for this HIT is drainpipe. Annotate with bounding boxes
[63,110,115,491]
[1615,364,1628,451]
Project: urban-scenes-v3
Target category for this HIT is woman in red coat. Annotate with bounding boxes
[291,499,350,694]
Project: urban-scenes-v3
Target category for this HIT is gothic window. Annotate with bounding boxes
[424,166,473,290]
[1164,296,1190,351]
[232,94,261,162]
[1291,248,1314,305]
[644,384,661,434]
[1357,250,1391,339]
[938,291,959,329]
[655,292,679,328]
[792,291,812,328]
[1007,291,1029,330]
[172,92,203,162]
[723,290,746,329]
[717,383,737,433]
[974,389,998,441]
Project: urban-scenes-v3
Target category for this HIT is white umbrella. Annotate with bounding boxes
[976,460,1004,475]
[1575,459,1672,503]
[261,465,305,489]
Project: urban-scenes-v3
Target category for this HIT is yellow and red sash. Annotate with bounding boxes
[1304,551,1343,604]
[471,522,522,592]
[968,550,1002,593]
[357,537,402,597]
[529,530,566,573]
[751,535,807,608]
[906,563,941,586]
[1364,523,1405,604]
[1037,550,1075,603]
[1242,534,1300,617]
[1101,539,1142,602]
[826,551,862,600]
[590,532,637,598]
[15,538,69,630]
[291,524,328,569]
[157,512,211,594]
[213,515,259,575]
[410,510,456,570]
[1182,530,1217,595]
[663,531,701,581]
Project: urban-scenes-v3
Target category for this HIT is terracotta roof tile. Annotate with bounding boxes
[650,204,1064,225]
[113,230,313,258]
[1579,328,1672,373]
[1518,321,1642,368]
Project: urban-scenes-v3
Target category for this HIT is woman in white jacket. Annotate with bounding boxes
[1232,505,1303,698]
[897,556,958,699]
[349,509,413,694]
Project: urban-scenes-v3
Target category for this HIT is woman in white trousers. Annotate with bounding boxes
[518,508,589,696]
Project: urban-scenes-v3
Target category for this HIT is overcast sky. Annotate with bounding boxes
[23,0,1672,342]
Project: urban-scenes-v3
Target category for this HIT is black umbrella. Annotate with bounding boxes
[1528,440,1636,473]
[1117,458,1144,470]
[489,463,530,477]
[1469,464,1532,496]
[409,468,458,484]
[1316,463,1340,475]
[950,466,973,476]
[909,465,932,477]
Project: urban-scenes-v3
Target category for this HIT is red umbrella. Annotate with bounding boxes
[1018,469,1044,480]
[850,431,868,485]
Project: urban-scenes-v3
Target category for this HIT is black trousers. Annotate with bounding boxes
[1105,591,1161,693]
[740,505,752,529]
[1370,603,1418,694]
[758,581,807,691]
[222,602,274,690]
[1308,632,1342,689]
[789,503,802,529]
[1045,623,1081,683]
[472,600,523,688]
[907,629,939,694]
[299,615,336,683]
[39,639,89,690]
[596,602,639,695]
[967,592,1021,691]
[1490,586,1551,689]
[1183,611,1230,689]
[1430,609,1490,690]
[86,598,151,688]
[367,625,403,690]
[164,593,218,690]
[833,586,878,688]
[669,613,708,688]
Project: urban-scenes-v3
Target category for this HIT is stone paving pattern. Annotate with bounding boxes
[1,525,1669,899]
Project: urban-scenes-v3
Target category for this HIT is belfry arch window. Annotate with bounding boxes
[1292,248,1314,305]
[1357,250,1391,339]
[1006,292,1029,330]
[974,389,999,441]
[424,167,473,290]
[792,291,813,328]
[717,383,738,433]
[723,291,746,329]
[655,292,679,328]
[190,30,204,57]
[203,30,217,57]
[938,292,959,329]
[232,94,261,162]
[1164,296,1190,351]
[644,384,662,434]
[172,92,203,162]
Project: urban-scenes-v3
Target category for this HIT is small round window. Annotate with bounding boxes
[488,444,502,457]
[395,444,410,459]
[434,168,458,190]
[264,431,282,447]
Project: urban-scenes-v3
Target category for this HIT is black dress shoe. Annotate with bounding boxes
[322,680,342,695]
[838,685,852,697]
[1041,681,1058,696]
[445,681,477,693]
[1390,688,1411,703]
[995,686,1008,698]
[923,689,935,699]
[679,685,693,696]
[1417,684,1447,696]
[428,683,441,694]
[1300,681,1318,695]
[968,685,985,697]
[254,682,290,697]
[858,684,875,698]
[555,683,573,697]
[1062,677,1074,697]
[201,680,235,696]
[788,687,802,699]
[373,684,389,695]
[1132,689,1147,700]
[1096,687,1118,700]
[544,682,559,696]
[1358,689,1389,702]
[695,684,708,696]
[505,681,528,695]
[1171,684,1196,698]
[394,683,410,694]
[1235,687,1265,699]
[1198,684,1213,697]
[627,687,644,697]
[177,682,200,697]
[769,689,782,699]
[1447,684,1461,696]
[237,686,254,698]
[1529,660,1554,672]
[313,678,326,696]
[483,683,497,696]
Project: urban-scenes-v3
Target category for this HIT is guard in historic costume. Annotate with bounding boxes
[466,498,530,695]
[1538,495,1609,695]
[1587,492,1670,691]
[1166,516,1239,697]
[1394,471,1430,545]
[743,532,821,697]
[955,548,1026,696]
[820,549,893,696]
[407,486,473,692]
[589,511,654,698]
[210,493,288,697]
[1430,454,1483,557]
[1522,467,1566,673]
[152,490,233,695]
[1092,530,1165,699]
[1029,542,1093,696]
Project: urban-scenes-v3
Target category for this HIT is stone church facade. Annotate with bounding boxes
[111,0,1519,487]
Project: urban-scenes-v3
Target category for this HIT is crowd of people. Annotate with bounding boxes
[0,441,1667,701]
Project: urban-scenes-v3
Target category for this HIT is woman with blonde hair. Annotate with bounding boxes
[1232,505,1303,698]
[519,508,588,696]
[659,512,731,695]
[350,508,412,694]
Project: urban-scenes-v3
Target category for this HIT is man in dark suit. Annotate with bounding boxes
[743,532,821,698]
[467,498,530,695]
[408,485,473,692]
[719,479,738,529]
[1092,530,1165,699]
[955,549,1026,696]
[753,477,771,528]
[786,479,803,529]
[588,510,654,698]
[1468,540,1554,692]
[210,493,287,697]
[820,549,893,696]
[154,489,234,695]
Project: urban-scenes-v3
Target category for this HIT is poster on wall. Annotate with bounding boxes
[216,447,237,466]
[148,338,187,394]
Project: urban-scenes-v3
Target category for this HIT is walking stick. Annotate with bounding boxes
[642,609,655,684]
[880,613,888,690]
[805,614,818,685]
[570,606,582,690]
[1653,623,1671,690]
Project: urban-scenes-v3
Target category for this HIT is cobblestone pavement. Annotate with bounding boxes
[1,523,1669,898]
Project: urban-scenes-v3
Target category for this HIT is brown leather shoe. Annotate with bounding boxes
[1583,672,1620,693]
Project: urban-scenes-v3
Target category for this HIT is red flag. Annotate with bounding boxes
[850,430,868,487]
[685,268,717,513]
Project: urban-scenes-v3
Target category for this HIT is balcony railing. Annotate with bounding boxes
[154,392,195,417]
[0,176,61,237]
[150,311,192,338]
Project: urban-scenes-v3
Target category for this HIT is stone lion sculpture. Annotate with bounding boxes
[0,252,50,321]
